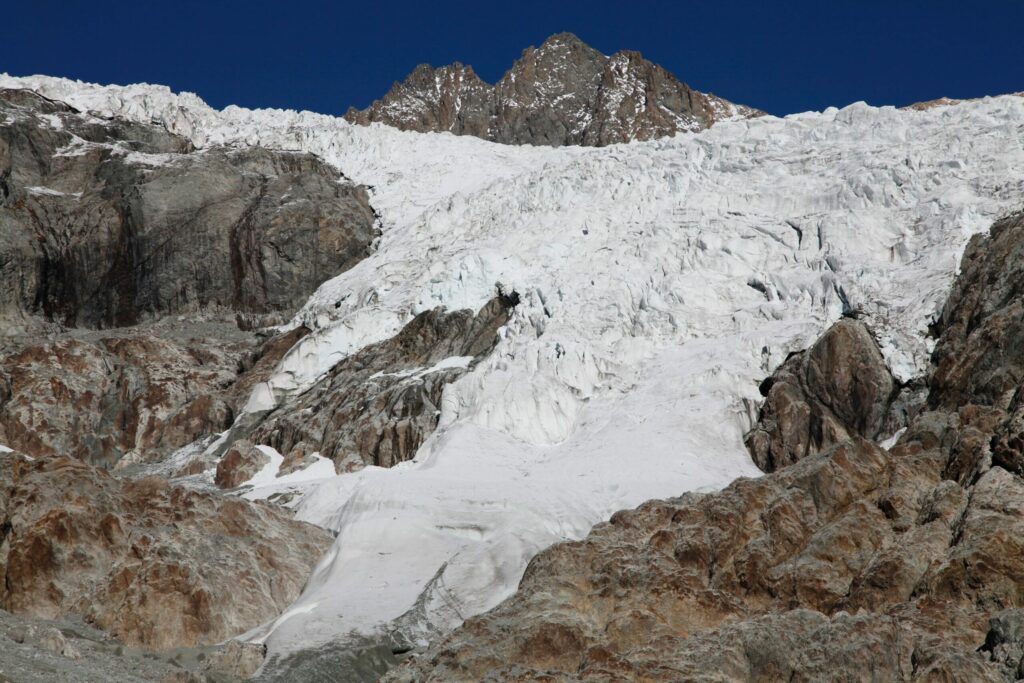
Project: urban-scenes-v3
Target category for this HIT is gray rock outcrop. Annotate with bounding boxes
[346,33,761,147]
[0,87,376,328]
[250,294,516,472]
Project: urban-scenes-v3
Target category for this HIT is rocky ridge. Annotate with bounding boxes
[248,294,516,472]
[389,211,1024,681]
[0,82,527,676]
[0,85,383,670]
[346,32,761,146]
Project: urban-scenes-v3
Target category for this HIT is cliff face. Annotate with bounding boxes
[345,33,761,146]
[389,211,1024,682]
[0,88,377,329]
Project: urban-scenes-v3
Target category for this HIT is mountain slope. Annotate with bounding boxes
[390,214,1024,681]
[345,33,761,146]
[3,73,1024,679]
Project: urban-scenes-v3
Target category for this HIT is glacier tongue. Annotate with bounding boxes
[5,74,1024,659]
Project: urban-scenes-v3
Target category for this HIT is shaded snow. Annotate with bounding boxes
[5,73,1024,659]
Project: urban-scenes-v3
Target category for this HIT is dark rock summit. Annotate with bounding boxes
[346,33,761,147]
[388,210,1024,682]
[0,88,376,329]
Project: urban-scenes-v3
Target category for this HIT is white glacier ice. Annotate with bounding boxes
[4,73,1024,660]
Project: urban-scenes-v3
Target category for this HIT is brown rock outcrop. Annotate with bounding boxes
[388,211,1024,682]
[0,321,313,468]
[0,452,332,650]
[214,440,270,489]
[0,334,239,467]
[745,318,899,471]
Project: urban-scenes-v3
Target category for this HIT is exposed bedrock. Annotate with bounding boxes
[388,211,1024,682]
[0,87,376,329]
[0,452,333,651]
[345,32,761,147]
[249,294,516,472]
[744,318,903,472]
[0,321,308,468]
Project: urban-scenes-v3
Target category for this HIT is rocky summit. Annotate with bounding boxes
[346,32,761,146]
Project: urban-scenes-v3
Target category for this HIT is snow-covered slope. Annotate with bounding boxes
[5,74,1024,664]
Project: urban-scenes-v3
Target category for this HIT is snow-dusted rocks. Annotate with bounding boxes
[346,32,761,146]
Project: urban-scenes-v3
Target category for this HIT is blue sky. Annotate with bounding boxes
[5,1,1023,117]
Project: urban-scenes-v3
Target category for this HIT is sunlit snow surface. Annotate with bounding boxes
[5,74,1024,656]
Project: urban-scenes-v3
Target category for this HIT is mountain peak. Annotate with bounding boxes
[535,31,596,52]
[345,33,761,146]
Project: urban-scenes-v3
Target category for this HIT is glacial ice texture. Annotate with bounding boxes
[5,73,1024,657]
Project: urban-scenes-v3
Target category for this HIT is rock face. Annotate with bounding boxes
[931,211,1024,411]
[745,318,899,471]
[0,321,305,468]
[346,33,761,147]
[389,212,1024,682]
[250,295,515,471]
[0,87,376,328]
[214,440,270,489]
[0,330,240,467]
[0,452,333,650]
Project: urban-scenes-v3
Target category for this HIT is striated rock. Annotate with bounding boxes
[0,452,332,650]
[0,87,376,328]
[250,295,515,471]
[214,440,270,489]
[389,211,1024,682]
[745,318,898,471]
[346,33,761,147]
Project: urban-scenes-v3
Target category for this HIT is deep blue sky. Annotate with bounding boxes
[5,1,1023,117]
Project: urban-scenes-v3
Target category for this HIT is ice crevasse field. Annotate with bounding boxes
[3,74,1024,659]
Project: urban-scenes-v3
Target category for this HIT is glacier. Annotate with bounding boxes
[4,73,1024,664]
